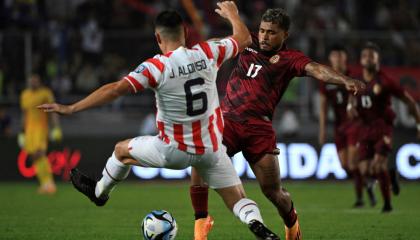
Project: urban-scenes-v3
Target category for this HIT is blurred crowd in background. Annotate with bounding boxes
[0,0,420,137]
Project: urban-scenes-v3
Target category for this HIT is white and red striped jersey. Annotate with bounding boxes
[124,37,239,154]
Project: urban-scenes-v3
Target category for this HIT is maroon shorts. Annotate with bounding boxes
[334,121,360,152]
[358,119,393,160]
[222,117,278,163]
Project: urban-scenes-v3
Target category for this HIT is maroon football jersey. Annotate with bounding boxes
[319,72,350,127]
[221,34,312,121]
[319,83,349,127]
[353,70,405,124]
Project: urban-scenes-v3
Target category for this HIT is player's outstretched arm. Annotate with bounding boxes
[399,91,420,138]
[305,62,365,95]
[215,1,251,52]
[37,80,132,115]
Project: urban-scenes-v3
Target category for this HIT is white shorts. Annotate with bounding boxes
[128,136,241,189]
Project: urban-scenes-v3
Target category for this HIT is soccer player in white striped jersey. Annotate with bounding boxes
[38,2,280,239]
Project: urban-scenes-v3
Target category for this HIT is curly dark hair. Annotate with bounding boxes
[328,43,348,54]
[261,8,291,31]
[362,41,380,54]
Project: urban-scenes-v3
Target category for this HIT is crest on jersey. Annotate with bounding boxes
[269,55,280,64]
[373,83,382,95]
[134,64,146,74]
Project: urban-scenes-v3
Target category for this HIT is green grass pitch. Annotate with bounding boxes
[1,181,420,240]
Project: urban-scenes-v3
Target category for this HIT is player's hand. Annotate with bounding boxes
[215,1,239,20]
[17,132,25,149]
[37,103,74,115]
[345,78,365,95]
[50,126,63,142]
[347,104,358,119]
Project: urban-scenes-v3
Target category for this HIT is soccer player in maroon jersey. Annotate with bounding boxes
[349,42,420,212]
[190,8,365,240]
[318,45,372,208]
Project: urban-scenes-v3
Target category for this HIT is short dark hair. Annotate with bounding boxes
[362,41,380,54]
[154,10,184,40]
[328,43,348,54]
[261,8,291,31]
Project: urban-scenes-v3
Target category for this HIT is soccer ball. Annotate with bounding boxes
[141,210,178,240]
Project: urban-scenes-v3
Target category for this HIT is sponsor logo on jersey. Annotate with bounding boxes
[245,47,258,54]
[269,55,280,64]
[134,64,146,74]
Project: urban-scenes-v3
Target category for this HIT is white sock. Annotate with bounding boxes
[233,198,263,224]
[95,152,131,198]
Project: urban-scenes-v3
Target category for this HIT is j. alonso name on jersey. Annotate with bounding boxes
[169,59,207,79]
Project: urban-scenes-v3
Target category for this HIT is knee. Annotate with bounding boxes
[33,150,45,159]
[114,141,128,161]
[371,163,380,175]
[373,165,381,175]
[358,163,367,176]
[347,162,355,172]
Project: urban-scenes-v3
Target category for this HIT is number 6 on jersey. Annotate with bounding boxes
[184,78,208,116]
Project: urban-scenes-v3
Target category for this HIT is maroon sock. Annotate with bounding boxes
[190,185,209,220]
[353,169,364,201]
[284,202,297,228]
[378,171,391,205]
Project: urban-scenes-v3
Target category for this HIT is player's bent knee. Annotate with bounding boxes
[114,139,132,161]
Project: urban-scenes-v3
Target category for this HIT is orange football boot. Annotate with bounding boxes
[285,217,302,240]
[194,215,214,240]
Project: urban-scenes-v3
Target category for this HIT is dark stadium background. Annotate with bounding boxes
[0,0,418,182]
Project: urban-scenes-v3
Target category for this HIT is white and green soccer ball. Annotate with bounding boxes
[141,210,178,240]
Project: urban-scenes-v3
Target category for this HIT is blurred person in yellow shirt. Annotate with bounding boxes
[19,74,62,194]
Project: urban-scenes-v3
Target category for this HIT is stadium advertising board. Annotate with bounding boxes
[1,137,418,181]
[131,143,420,180]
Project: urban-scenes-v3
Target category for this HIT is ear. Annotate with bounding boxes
[155,32,162,44]
[284,31,289,40]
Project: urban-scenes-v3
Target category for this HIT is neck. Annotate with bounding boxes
[161,40,183,54]
[274,43,284,52]
[363,68,376,82]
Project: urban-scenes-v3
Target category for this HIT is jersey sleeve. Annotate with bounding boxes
[289,51,312,77]
[382,72,405,98]
[124,57,165,93]
[195,37,239,68]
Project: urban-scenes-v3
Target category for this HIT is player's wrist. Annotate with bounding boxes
[227,14,240,24]
[68,105,76,114]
